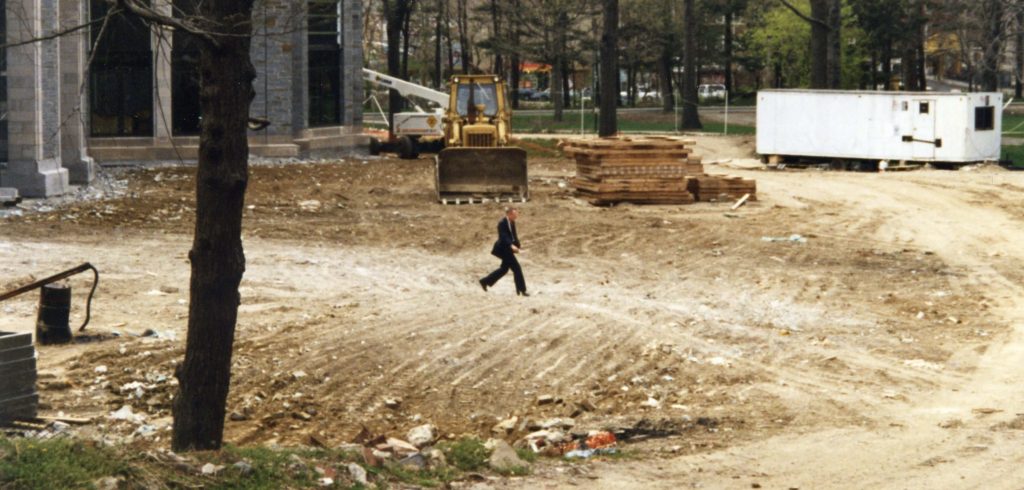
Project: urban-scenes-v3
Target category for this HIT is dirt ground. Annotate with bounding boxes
[2,134,1024,488]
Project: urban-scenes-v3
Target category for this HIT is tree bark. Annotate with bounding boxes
[724,9,734,96]
[172,0,256,451]
[457,0,471,72]
[680,0,701,129]
[809,0,829,89]
[599,0,618,136]
[658,49,674,112]
[383,1,408,137]
[401,6,413,79]
[552,10,568,122]
[826,0,841,88]
[1017,9,1023,98]
[434,0,443,88]
[490,0,503,78]
[509,0,522,109]
[980,0,1003,92]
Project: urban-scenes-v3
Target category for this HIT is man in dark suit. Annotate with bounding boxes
[479,207,528,296]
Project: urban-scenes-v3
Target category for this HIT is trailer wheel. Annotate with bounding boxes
[368,137,382,156]
[397,136,419,159]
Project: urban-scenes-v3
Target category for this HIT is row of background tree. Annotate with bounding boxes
[371,0,1024,114]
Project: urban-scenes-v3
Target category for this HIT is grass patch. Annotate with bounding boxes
[437,437,489,472]
[515,447,538,463]
[511,111,754,135]
[206,445,327,490]
[0,438,130,489]
[1001,145,1024,167]
[1004,113,1024,136]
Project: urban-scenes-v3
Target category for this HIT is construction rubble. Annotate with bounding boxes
[562,136,756,205]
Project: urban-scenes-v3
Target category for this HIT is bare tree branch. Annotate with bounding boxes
[777,0,831,30]
[115,0,221,47]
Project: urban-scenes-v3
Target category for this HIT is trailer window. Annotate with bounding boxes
[975,106,995,131]
[919,102,929,114]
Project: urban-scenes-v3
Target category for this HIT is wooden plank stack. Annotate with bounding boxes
[0,331,38,423]
[687,175,757,202]
[563,136,757,205]
[563,136,702,205]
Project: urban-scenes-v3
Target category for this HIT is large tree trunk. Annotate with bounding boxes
[384,2,406,137]
[552,11,568,122]
[490,0,503,77]
[980,0,1003,92]
[434,0,443,88]
[809,0,828,89]
[457,0,471,72]
[1017,9,1023,98]
[172,0,256,452]
[445,1,455,75]
[509,0,522,109]
[599,0,618,136]
[826,0,841,88]
[724,9,733,96]
[401,7,413,79]
[881,42,893,90]
[902,42,919,91]
[658,50,674,112]
[680,0,701,129]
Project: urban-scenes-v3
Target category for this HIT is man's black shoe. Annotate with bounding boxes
[479,280,488,292]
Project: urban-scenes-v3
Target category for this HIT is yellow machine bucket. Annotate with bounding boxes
[435,147,529,204]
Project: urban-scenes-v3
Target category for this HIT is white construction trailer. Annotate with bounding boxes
[756,90,1002,166]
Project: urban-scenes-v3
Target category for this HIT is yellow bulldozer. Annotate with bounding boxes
[363,69,528,204]
[435,75,528,204]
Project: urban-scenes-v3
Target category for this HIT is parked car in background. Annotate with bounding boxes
[528,88,550,101]
[698,84,727,100]
[514,87,536,100]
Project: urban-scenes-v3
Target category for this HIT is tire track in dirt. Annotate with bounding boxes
[550,170,1024,489]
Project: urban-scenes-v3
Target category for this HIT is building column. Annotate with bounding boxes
[153,0,173,144]
[58,0,96,184]
[2,0,69,197]
[342,0,363,128]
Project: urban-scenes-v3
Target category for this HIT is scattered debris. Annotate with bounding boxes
[488,439,525,471]
[405,424,438,448]
[761,234,807,244]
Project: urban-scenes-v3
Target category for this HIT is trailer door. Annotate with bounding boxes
[912,99,936,160]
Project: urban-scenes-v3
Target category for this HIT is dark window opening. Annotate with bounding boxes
[89,0,153,137]
[975,106,995,131]
[172,0,201,136]
[309,0,342,127]
[918,102,929,114]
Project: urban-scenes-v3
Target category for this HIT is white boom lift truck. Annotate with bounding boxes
[363,68,449,159]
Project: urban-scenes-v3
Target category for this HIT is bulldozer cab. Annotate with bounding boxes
[435,75,528,204]
[454,82,499,118]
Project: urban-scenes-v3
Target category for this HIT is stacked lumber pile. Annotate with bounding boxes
[686,175,757,202]
[0,331,37,423]
[563,137,702,205]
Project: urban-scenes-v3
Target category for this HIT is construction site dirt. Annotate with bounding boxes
[2,134,1023,488]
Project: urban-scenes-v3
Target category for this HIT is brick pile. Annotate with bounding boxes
[562,136,755,205]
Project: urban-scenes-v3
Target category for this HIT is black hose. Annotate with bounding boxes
[78,264,99,332]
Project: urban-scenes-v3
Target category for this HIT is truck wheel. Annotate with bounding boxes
[368,137,382,156]
[398,136,419,159]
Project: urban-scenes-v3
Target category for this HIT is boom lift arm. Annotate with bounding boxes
[362,68,450,112]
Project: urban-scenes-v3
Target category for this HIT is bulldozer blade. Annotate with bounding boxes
[435,147,529,202]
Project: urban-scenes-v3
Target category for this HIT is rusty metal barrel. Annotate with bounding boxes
[36,283,72,344]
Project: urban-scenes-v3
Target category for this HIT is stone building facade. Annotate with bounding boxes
[0,0,365,197]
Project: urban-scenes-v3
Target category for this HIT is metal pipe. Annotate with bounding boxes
[0,263,100,332]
